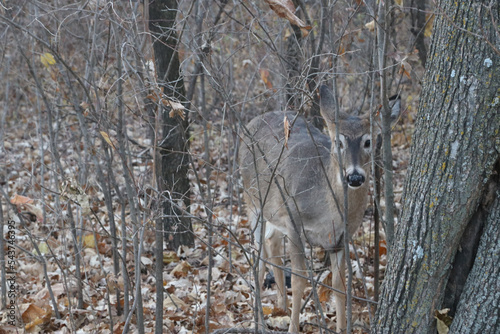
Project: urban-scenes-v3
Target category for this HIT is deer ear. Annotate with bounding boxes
[374,94,402,131]
[319,85,348,124]
[319,85,335,119]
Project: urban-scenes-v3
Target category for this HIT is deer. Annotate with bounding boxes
[238,85,401,333]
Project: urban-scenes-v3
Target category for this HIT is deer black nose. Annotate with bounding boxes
[347,171,365,188]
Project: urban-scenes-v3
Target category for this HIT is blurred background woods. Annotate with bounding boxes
[0,0,425,333]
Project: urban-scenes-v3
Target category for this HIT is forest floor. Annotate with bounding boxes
[1,102,414,333]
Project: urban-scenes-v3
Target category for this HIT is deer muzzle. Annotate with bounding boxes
[346,170,365,188]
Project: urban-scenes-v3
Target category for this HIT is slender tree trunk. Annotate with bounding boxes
[149,0,194,249]
[410,0,428,67]
[373,1,500,333]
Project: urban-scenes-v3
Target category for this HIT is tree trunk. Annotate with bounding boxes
[410,0,428,67]
[149,0,194,249]
[449,173,499,333]
[373,1,500,333]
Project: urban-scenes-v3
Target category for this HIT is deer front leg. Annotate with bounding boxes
[265,228,287,310]
[330,249,347,332]
[288,234,306,333]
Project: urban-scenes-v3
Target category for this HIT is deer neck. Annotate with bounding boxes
[326,154,370,234]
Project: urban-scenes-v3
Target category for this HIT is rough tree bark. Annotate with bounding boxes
[373,1,499,333]
[149,0,194,249]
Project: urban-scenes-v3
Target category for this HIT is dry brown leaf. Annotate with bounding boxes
[146,92,159,102]
[11,194,34,205]
[170,261,191,278]
[0,325,18,334]
[264,0,312,37]
[23,203,44,222]
[164,251,180,264]
[365,20,375,32]
[164,99,186,120]
[113,321,125,334]
[259,68,273,90]
[283,115,291,149]
[400,61,412,79]
[318,272,332,302]
[22,304,51,332]
[379,240,387,256]
[100,131,116,150]
[263,306,273,315]
[11,195,44,222]
[83,233,100,248]
[435,308,452,334]
[164,294,187,311]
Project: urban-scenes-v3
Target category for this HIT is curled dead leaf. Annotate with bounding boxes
[164,99,186,120]
[318,272,332,302]
[22,304,52,332]
[400,60,412,79]
[164,251,180,264]
[365,20,375,32]
[170,260,191,278]
[379,240,387,256]
[164,293,187,311]
[262,306,273,316]
[11,194,44,222]
[283,115,291,149]
[100,131,116,150]
[11,194,34,205]
[264,0,312,37]
[435,308,452,334]
[60,179,92,215]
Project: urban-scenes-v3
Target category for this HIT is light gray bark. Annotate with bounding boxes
[449,187,500,333]
[373,0,500,333]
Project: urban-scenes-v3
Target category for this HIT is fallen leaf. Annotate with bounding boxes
[141,256,153,266]
[266,315,290,330]
[170,261,191,278]
[163,251,180,264]
[22,203,44,222]
[11,194,34,205]
[40,53,56,68]
[435,308,452,334]
[263,306,273,315]
[379,240,387,256]
[83,233,100,248]
[10,195,44,222]
[37,242,49,255]
[164,294,187,311]
[22,304,51,332]
[318,272,332,302]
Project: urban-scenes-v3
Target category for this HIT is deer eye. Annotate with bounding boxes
[364,139,371,148]
[335,140,344,149]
